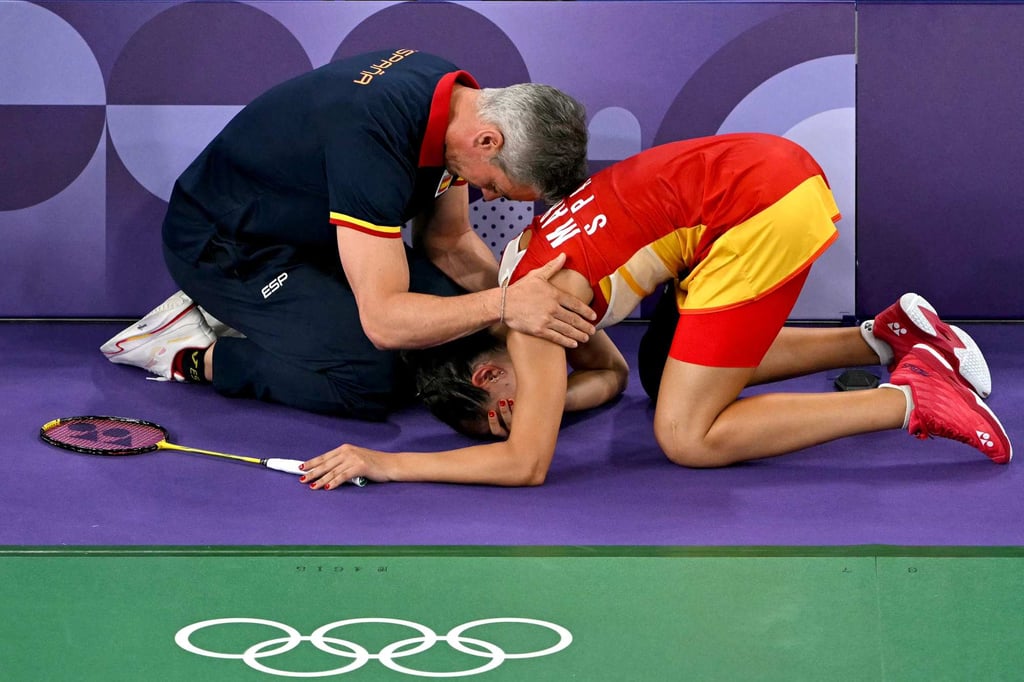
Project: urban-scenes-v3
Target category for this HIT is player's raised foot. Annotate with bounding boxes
[100,290,216,382]
[886,344,1011,464]
[865,292,991,398]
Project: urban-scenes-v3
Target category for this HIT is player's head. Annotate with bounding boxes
[476,84,589,204]
[404,330,515,438]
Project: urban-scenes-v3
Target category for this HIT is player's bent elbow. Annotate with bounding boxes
[504,460,549,487]
[491,467,546,487]
[660,448,722,469]
[522,467,548,487]
[504,444,553,486]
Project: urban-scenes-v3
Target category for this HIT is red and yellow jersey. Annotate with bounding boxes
[498,133,840,328]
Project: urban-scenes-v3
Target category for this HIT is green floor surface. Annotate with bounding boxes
[1,546,1021,681]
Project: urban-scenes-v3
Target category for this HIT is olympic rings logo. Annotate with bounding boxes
[175,617,573,678]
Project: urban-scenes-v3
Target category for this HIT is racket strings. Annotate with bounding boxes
[40,415,365,486]
[44,417,166,453]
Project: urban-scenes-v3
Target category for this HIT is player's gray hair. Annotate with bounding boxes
[477,83,588,204]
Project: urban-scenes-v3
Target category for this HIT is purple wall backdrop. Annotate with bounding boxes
[1,1,1018,321]
[856,2,1024,320]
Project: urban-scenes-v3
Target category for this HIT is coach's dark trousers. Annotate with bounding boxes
[164,238,462,421]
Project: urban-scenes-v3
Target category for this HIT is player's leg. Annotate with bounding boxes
[653,360,907,467]
[638,269,872,398]
[749,326,878,384]
[638,288,880,397]
[752,294,992,396]
[640,291,989,395]
[649,268,903,467]
[651,275,1010,466]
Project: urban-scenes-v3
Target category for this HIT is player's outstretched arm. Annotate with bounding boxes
[301,330,567,488]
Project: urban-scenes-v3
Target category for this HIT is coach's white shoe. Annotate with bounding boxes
[197,306,245,338]
[100,291,215,382]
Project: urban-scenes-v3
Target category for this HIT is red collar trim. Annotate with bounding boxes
[418,70,479,168]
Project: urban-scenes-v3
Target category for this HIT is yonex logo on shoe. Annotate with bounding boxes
[888,322,907,336]
[262,272,288,299]
[905,363,928,377]
[977,430,994,448]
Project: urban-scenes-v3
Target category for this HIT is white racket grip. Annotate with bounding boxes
[264,458,368,487]
[265,458,305,475]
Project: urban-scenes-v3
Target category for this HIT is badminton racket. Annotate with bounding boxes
[40,416,366,487]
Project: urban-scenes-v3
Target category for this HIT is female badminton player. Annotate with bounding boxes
[298,133,1011,489]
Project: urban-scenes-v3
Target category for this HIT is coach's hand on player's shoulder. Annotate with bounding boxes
[504,254,596,348]
[300,444,390,490]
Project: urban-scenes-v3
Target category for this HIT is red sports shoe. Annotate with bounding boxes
[872,292,991,398]
[888,344,1011,464]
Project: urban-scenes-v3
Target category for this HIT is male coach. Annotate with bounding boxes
[102,48,595,419]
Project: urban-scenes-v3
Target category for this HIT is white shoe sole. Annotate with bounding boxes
[900,293,992,399]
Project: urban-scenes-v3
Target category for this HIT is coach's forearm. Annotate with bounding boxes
[423,226,499,294]
[359,289,501,350]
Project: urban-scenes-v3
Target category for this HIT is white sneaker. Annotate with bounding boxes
[100,291,216,382]
[198,306,245,338]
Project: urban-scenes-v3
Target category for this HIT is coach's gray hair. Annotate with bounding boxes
[477,83,588,204]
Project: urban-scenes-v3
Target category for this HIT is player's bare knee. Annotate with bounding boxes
[653,419,716,468]
[661,445,721,469]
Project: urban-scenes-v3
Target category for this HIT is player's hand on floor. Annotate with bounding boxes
[301,444,389,490]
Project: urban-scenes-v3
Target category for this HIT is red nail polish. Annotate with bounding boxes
[309,483,316,489]
[323,483,331,490]
[499,400,506,407]
[299,476,307,482]
[298,463,305,471]
[489,411,496,418]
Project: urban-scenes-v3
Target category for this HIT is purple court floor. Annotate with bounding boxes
[2,321,1022,547]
